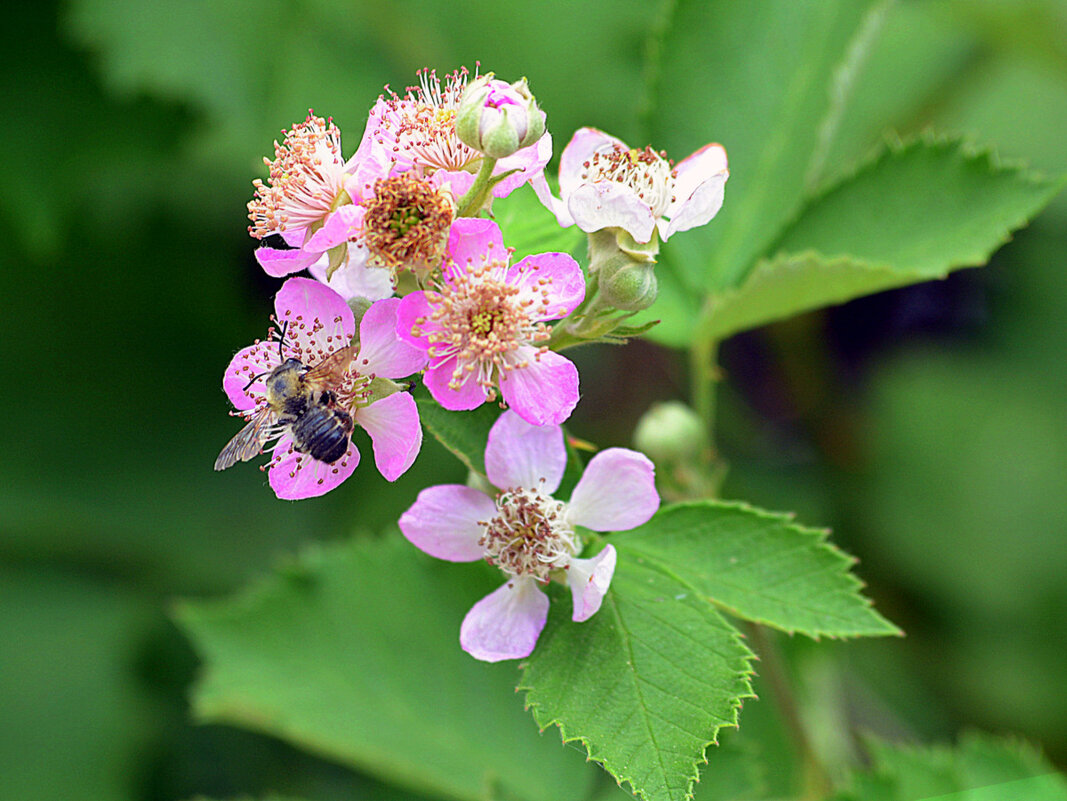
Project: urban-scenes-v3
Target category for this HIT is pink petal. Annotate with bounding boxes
[268,434,360,500]
[222,342,281,411]
[353,391,422,481]
[308,249,395,302]
[423,355,490,411]
[558,127,627,199]
[567,448,659,532]
[446,218,506,276]
[460,577,550,662]
[355,298,428,378]
[491,131,552,198]
[398,484,495,562]
[255,246,319,277]
[303,205,362,252]
[395,292,437,348]
[567,545,617,622]
[484,410,566,493]
[530,172,573,228]
[275,276,355,355]
[498,347,579,426]
[568,181,656,243]
[507,252,585,321]
[279,227,308,248]
[433,169,475,200]
[660,143,729,241]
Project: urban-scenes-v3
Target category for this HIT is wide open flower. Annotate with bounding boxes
[399,411,659,661]
[361,67,552,203]
[220,278,427,499]
[249,112,397,279]
[396,218,584,426]
[533,127,729,244]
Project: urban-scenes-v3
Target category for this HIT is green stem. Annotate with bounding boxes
[747,624,833,799]
[454,157,498,217]
[689,336,718,447]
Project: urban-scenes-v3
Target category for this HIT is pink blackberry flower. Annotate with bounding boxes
[249,112,395,279]
[399,411,659,662]
[396,218,585,426]
[533,127,729,244]
[361,67,552,203]
[218,278,427,499]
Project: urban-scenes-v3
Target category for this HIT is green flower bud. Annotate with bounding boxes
[597,255,658,311]
[456,74,546,160]
[633,402,708,465]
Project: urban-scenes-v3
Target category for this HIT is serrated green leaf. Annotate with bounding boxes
[413,384,500,477]
[644,0,890,292]
[697,138,1064,340]
[833,733,1067,801]
[613,502,900,639]
[176,538,594,801]
[520,559,756,801]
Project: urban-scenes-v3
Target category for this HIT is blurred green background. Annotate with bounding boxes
[2,0,1065,799]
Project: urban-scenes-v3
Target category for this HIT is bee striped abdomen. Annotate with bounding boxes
[290,405,354,464]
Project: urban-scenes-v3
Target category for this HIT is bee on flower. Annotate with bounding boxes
[399,411,660,662]
[218,278,427,499]
[396,218,585,426]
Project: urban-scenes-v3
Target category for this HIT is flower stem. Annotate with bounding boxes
[455,157,498,217]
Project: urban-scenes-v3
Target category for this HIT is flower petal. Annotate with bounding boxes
[221,342,279,411]
[255,245,319,277]
[498,347,579,426]
[395,291,437,348]
[353,391,422,481]
[423,355,490,411]
[460,577,550,662]
[398,484,495,561]
[308,248,395,302]
[530,172,573,228]
[492,131,552,198]
[507,252,586,321]
[558,127,626,199]
[446,218,506,279]
[268,434,360,500]
[568,181,657,243]
[356,298,428,378]
[485,410,566,493]
[303,204,362,252]
[275,277,356,356]
[660,143,729,241]
[567,545,617,622]
[567,448,658,531]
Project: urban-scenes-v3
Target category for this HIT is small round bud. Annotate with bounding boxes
[634,402,707,465]
[598,256,658,312]
[456,74,546,160]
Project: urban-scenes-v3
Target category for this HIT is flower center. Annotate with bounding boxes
[359,173,455,273]
[480,487,576,582]
[247,113,347,237]
[582,144,677,217]
[412,256,551,397]
[381,68,481,173]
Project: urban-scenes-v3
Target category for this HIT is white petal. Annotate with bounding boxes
[460,577,550,662]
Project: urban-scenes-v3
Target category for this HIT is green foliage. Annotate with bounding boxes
[521,560,756,801]
[832,733,1067,801]
[413,385,500,478]
[176,537,595,801]
[613,502,899,639]
[493,183,586,263]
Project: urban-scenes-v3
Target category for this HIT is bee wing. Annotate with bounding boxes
[214,409,275,471]
[303,345,358,392]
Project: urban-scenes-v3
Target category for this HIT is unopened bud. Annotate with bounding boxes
[598,256,658,312]
[456,75,546,159]
[634,402,707,465]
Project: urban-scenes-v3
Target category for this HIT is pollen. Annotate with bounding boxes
[360,173,455,273]
[247,112,347,238]
[581,143,677,217]
[479,486,576,582]
[421,254,553,397]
